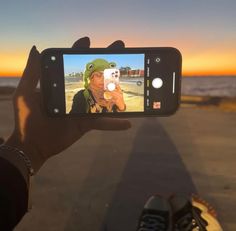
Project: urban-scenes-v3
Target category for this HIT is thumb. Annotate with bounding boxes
[16,46,40,96]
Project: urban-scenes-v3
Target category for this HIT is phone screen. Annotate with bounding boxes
[63,54,145,114]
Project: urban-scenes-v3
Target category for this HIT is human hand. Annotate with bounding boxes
[107,85,126,111]
[5,37,131,173]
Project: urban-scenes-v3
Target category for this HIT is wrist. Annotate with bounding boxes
[5,134,45,173]
[0,145,29,185]
[0,140,36,211]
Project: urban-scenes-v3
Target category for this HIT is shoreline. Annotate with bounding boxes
[1,86,236,112]
[180,95,236,112]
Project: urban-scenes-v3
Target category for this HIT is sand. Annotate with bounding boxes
[0,89,236,231]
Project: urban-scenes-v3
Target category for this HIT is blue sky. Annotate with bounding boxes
[63,54,145,75]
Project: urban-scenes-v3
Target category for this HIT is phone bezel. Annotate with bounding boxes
[41,47,182,117]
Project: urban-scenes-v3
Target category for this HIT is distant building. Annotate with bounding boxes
[65,72,83,82]
[120,69,144,77]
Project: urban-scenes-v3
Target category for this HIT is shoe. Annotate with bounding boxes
[136,195,171,231]
[169,195,223,231]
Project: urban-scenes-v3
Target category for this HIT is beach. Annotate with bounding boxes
[0,88,236,231]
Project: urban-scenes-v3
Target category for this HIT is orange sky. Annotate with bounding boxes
[183,51,236,76]
[0,53,27,77]
[1,46,236,77]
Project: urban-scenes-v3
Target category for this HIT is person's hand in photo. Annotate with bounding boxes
[107,85,126,111]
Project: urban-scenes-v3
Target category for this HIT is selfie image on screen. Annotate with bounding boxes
[63,54,145,114]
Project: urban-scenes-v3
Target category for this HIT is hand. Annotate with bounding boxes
[5,37,131,173]
[108,85,126,111]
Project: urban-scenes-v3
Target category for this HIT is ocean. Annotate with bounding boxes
[0,76,236,97]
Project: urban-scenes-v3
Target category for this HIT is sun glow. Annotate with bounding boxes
[183,52,236,76]
[0,49,236,77]
[0,53,27,77]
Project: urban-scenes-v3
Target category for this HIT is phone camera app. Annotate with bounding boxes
[63,54,145,114]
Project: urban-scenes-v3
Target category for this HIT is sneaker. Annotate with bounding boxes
[169,195,223,231]
[136,195,171,231]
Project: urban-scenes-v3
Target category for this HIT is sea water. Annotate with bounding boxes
[182,76,236,97]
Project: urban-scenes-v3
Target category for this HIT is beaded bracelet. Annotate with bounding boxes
[0,144,34,211]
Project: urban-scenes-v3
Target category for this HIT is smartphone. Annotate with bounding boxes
[104,68,120,92]
[41,47,182,117]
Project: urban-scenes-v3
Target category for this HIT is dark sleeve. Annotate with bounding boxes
[0,157,28,231]
[69,90,87,114]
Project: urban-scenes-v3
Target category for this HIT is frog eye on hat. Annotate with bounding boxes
[87,63,94,70]
[109,62,116,68]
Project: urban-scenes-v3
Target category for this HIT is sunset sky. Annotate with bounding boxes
[0,0,236,77]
